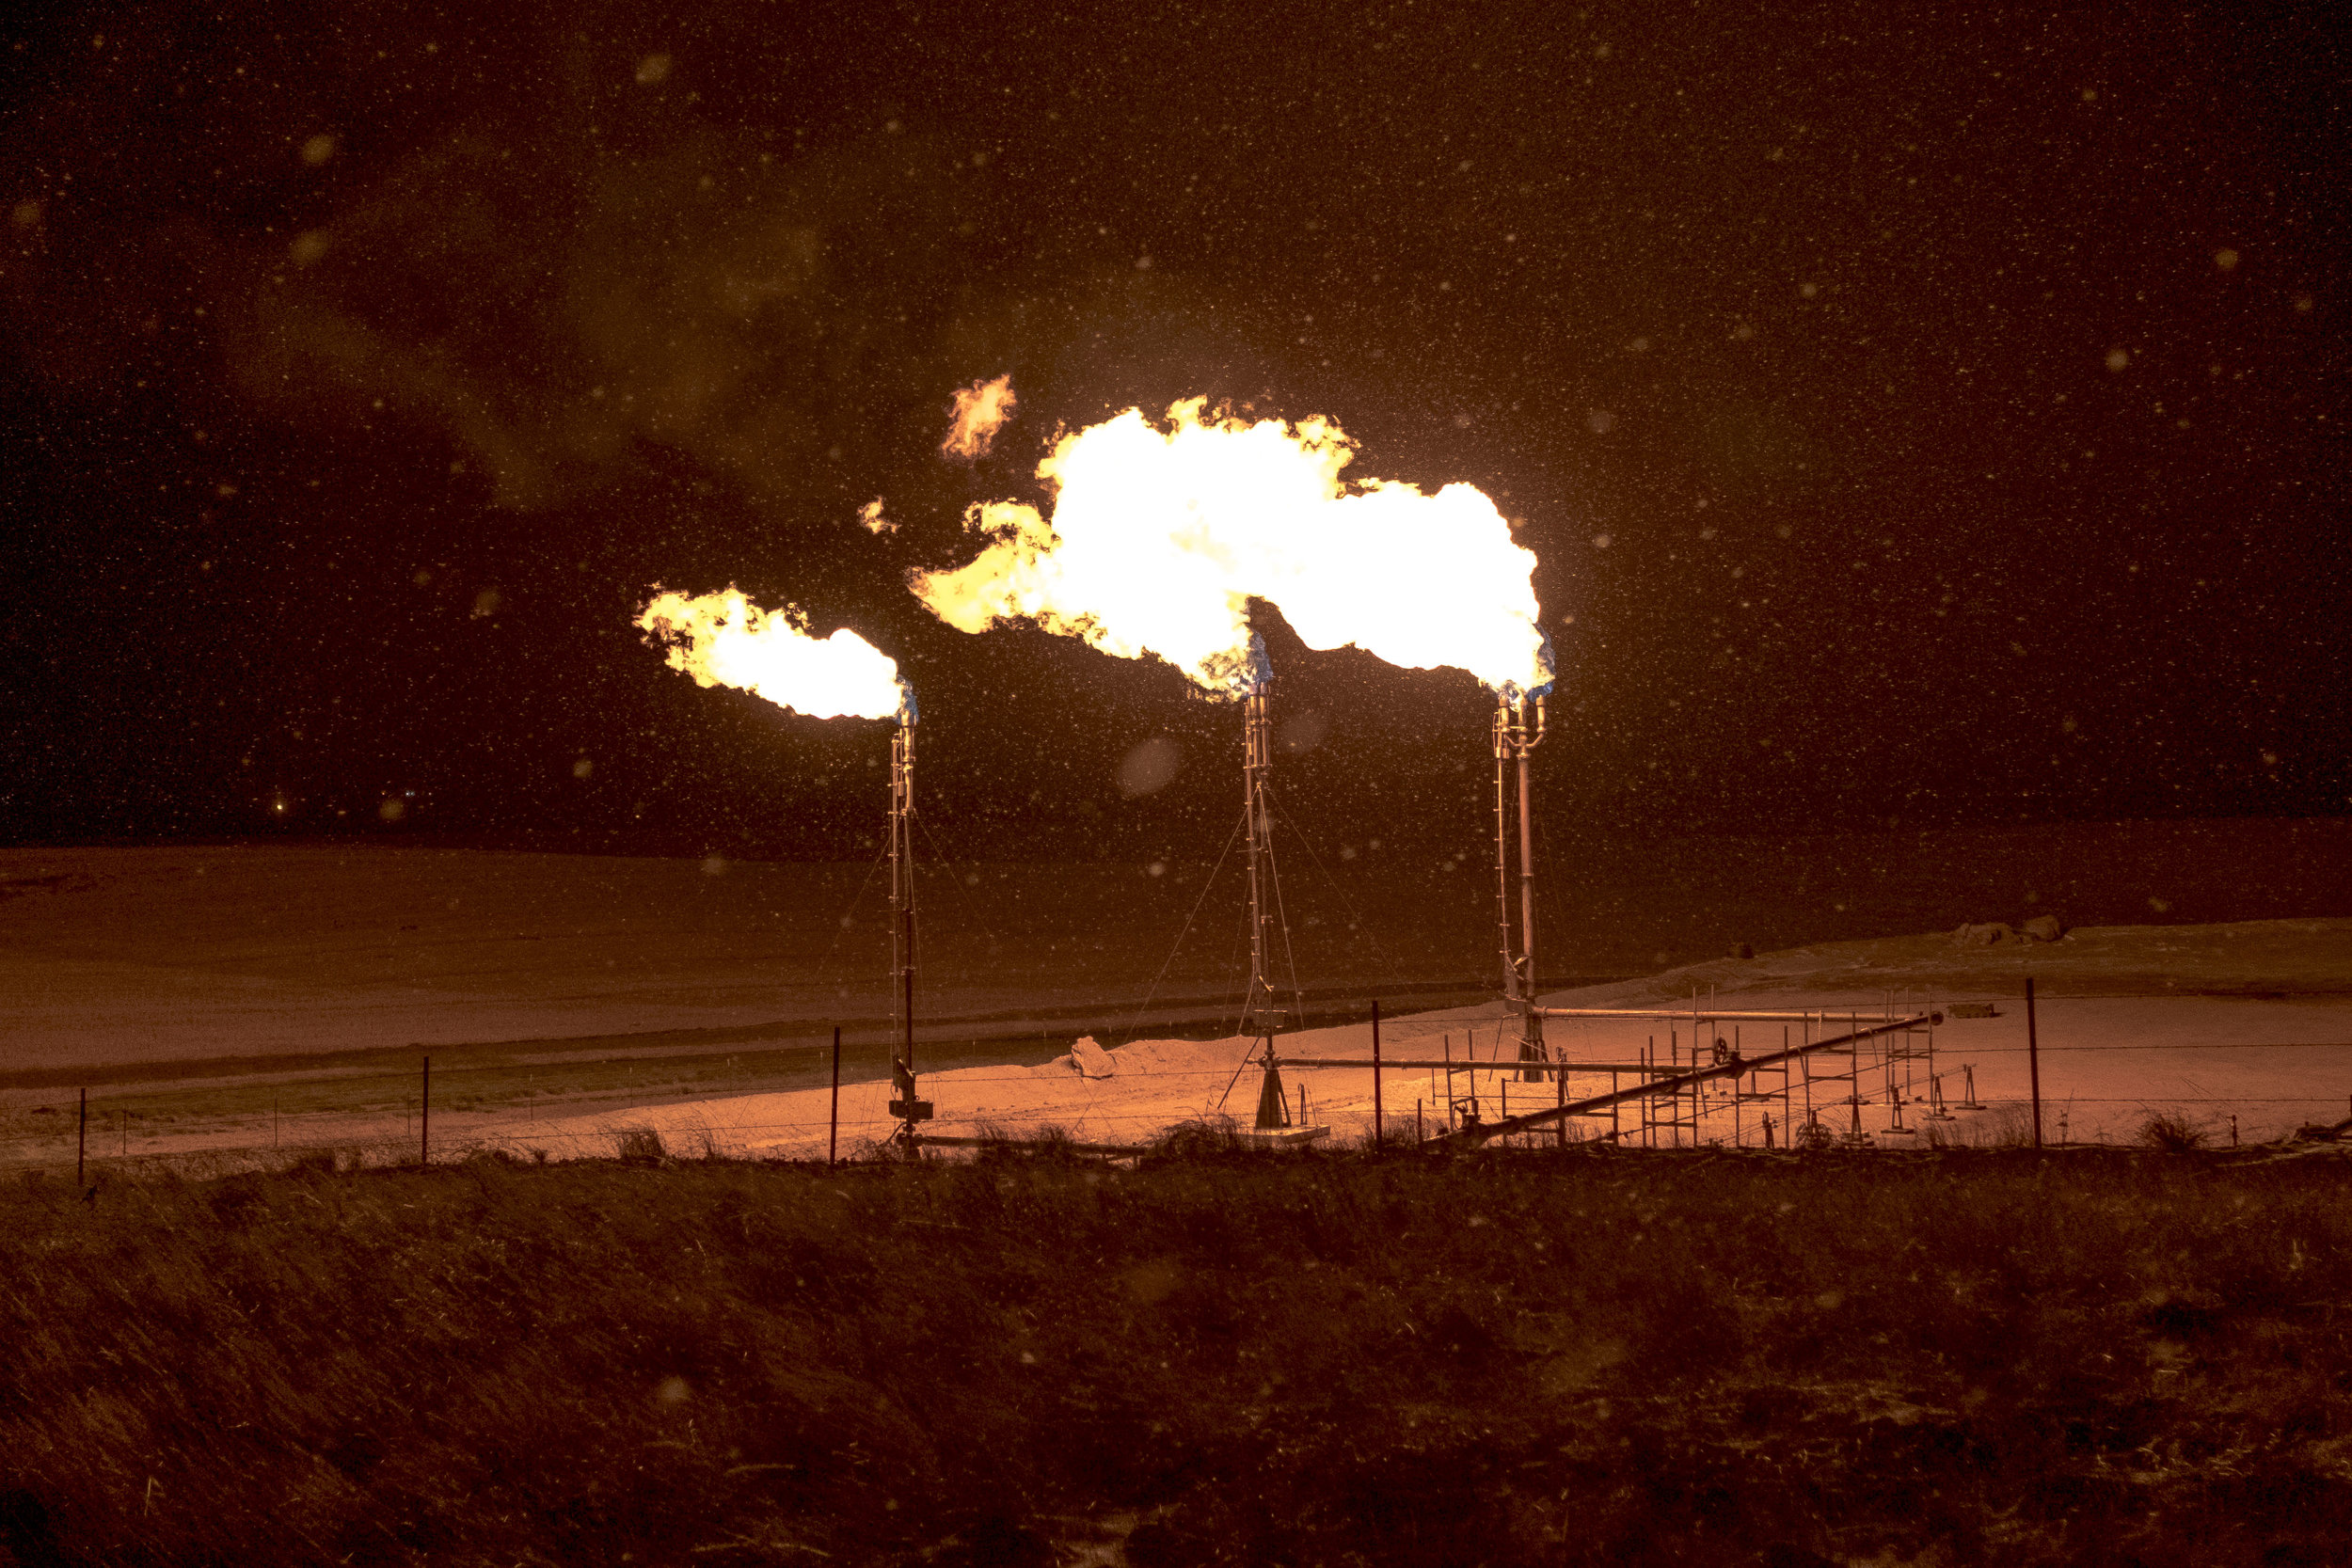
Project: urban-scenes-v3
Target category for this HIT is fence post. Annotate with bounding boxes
[2026,977,2042,1151]
[421,1056,431,1168]
[77,1088,87,1186]
[829,1025,842,1166]
[1556,1058,1566,1148]
[1371,1001,1383,1148]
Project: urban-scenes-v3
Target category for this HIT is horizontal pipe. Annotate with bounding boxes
[1277,1056,1670,1074]
[912,1134,1147,1157]
[1538,1006,1943,1024]
[1438,1013,1934,1148]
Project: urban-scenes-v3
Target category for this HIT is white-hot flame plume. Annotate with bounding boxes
[858,497,895,535]
[637,586,906,721]
[941,373,1018,459]
[911,399,1552,696]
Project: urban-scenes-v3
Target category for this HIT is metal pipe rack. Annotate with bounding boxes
[1438,1012,1938,1148]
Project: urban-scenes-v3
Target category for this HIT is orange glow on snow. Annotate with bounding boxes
[941,373,1018,459]
[911,399,1551,696]
[636,586,906,721]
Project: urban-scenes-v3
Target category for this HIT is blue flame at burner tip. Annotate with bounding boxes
[1244,632,1274,691]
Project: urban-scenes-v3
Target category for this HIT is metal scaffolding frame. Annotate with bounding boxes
[1523,993,1943,1150]
[1440,1009,1941,1148]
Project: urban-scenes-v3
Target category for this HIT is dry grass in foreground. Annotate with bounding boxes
[3,1147,2349,1567]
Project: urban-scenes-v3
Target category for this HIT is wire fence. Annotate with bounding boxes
[8,1000,2351,1181]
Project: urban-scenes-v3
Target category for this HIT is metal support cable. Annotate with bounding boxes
[1120,807,1247,1043]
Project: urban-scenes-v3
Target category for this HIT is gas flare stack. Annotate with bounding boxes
[1493,685,1549,1081]
[883,686,930,1145]
[1236,641,1295,1132]
[631,586,929,1150]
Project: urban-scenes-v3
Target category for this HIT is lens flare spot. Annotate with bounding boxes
[1117,736,1184,798]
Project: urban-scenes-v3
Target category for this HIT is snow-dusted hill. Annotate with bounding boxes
[3,819,2346,1081]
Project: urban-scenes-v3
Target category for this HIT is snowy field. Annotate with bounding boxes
[522,959,2352,1158]
[3,835,2348,1164]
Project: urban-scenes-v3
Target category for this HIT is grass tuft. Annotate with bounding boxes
[2142,1111,2211,1151]
[612,1126,666,1164]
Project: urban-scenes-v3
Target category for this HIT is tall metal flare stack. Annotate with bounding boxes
[885,689,931,1144]
[1243,673,1292,1129]
[1494,691,1549,1079]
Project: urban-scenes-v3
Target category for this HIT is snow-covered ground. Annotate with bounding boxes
[0,845,1291,1070]
[8,823,2348,1072]
[520,980,2352,1158]
[5,844,2349,1163]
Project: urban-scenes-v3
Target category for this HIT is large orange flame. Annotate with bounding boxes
[637,586,906,721]
[910,399,1552,696]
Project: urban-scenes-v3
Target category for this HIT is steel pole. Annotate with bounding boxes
[1371,1000,1384,1148]
[1516,698,1545,1078]
[2026,975,2042,1150]
[421,1056,430,1167]
[1494,698,1518,1004]
[890,718,920,1145]
[830,1024,842,1166]
[1518,733,1535,1003]
[1244,682,1287,1129]
[77,1088,86,1186]
[1244,685,1275,1033]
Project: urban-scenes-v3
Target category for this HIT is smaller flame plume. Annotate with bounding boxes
[940,372,1018,460]
[637,586,908,721]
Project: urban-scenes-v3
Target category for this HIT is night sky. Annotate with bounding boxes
[4,0,2345,866]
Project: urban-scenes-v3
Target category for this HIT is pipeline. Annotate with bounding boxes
[1435,1011,1938,1148]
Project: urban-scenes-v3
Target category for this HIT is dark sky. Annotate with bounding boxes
[3,0,2345,866]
